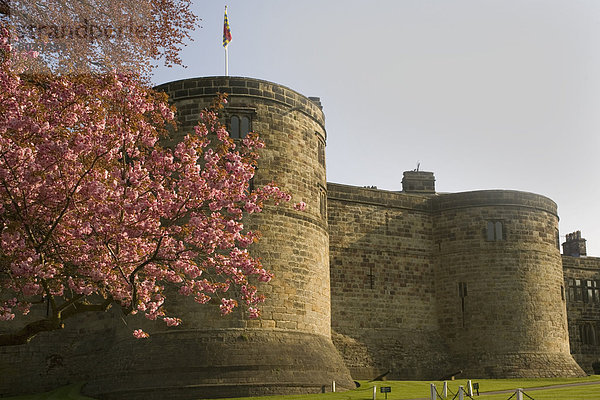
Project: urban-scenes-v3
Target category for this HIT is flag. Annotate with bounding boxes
[223,6,232,47]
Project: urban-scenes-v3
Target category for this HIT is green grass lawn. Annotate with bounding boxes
[5,376,600,400]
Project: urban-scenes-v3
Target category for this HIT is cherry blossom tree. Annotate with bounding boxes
[1,0,198,75]
[0,26,295,346]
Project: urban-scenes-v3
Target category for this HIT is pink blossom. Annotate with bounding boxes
[248,307,260,319]
[133,329,149,339]
[163,317,181,327]
[0,36,293,335]
[293,201,307,211]
[219,298,238,315]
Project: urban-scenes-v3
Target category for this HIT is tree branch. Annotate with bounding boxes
[37,152,106,250]
[0,318,62,346]
[124,236,164,315]
[0,297,113,347]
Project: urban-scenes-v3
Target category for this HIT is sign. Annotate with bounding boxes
[380,386,391,393]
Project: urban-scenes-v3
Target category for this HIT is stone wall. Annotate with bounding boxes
[0,307,121,396]
[1,75,595,398]
[563,255,600,373]
[328,185,585,380]
[84,77,354,399]
[432,190,583,378]
[153,76,334,337]
[0,77,353,399]
[328,184,452,380]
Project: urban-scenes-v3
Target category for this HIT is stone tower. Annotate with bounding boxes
[432,190,584,377]
[82,77,353,399]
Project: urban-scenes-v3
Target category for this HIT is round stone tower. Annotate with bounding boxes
[432,190,585,378]
[83,77,353,399]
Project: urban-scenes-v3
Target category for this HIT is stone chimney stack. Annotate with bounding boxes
[562,230,587,257]
[402,171,436,194]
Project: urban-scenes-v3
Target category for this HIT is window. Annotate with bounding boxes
[580,323,597,346]
[486,221,503,241]
[248,166,257,193]
[568,278,576,301]
[319,186,327,219]
[458,282,467,328]
[225,107,256,139]
[568,278,600,303]
[316,134,325,167]
[229,115,251,139]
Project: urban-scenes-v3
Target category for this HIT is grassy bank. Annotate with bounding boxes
[5,376,600,400]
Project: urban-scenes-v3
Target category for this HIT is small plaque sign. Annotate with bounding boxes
[380,386,392,393]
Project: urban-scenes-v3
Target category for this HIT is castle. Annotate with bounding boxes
[2,76,600,399]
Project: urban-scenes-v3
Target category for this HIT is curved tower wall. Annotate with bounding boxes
[432,191,584,377]
[83,77,353,399]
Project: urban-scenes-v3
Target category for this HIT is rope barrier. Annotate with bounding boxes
[430,382,535,400]
[522,391,535,400]
[434,386,445,400]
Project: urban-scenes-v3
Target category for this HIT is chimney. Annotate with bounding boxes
[562,230,587,257]
[402,171,435,194]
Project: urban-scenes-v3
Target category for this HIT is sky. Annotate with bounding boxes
[152,1,600,256]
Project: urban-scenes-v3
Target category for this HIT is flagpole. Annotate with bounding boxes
[223,5,231,77]
[225,46,229,76]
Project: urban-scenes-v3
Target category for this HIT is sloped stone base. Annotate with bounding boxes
[458,352,586,378]
[83,329,354,400]
[332,329,453,381]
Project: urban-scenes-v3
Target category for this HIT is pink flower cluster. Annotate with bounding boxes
[294,202,307,211]
[0,27,305,338]
[132,329,149,339]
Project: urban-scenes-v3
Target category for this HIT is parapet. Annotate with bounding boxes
[431,189,558,216]
[154,76,326,131]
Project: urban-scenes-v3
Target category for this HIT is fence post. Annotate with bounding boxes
[430,383,436,400]
[443,381,448,398]
[332,381,335,392]
[458,385,464,400]
[467,380,473,396]
[516,388,523,400]
[373,385,377,400]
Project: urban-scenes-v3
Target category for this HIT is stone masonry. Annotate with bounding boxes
[563,249,600,373]
[329,173,584,380]
[1,77,598,399]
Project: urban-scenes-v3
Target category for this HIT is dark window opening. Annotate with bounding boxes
[367,266,375,289]
[240,116,250,138]
[486,221,504,241]
[319,188,327,219]
[230,116,240,137]
[580,323,598,346]
[248,166,257,193]
[568,278,600,303]
[228,114,252,139]
[317,135,325,167]
[459,282,467,328]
